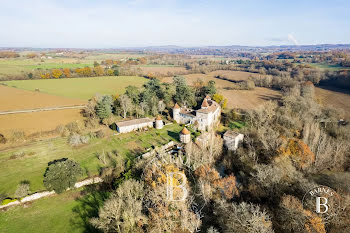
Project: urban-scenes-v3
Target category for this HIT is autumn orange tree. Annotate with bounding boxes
[94,66,104,76]
[278,195,326,233]
[82,67,92,76]
[278,138,315,170]
[62,68,71,78]
[40,72,50,79]
[51,69,63,79]
[195,165,239,201]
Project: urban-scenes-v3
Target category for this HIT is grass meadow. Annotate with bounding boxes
[0,58,94,78]
[0,124,182,196]
[306,63,350,70]
[0,189,87,233]
[4,76,148,100]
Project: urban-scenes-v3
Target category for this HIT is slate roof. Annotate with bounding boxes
[116,118,153,127]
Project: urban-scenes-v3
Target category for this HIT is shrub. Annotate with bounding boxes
[96,130,105,138]
[43,158,83,193]
[1,198,17,206]
[10,131,26,142]
[14,181,30,198]
[0,192,6,203]
[65,121,80,134]
[0,133,7,144]
[55,125,65,134]
[68,133,90,146]
[10,151,25,160]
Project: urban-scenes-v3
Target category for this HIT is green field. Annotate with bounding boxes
[3,76,148,100]
[306,63,350,70]
[0,187,107,233]
[84,52,146,60]
[25,63,93,69]
[0,58,94,78]
[0,189,85,233]
[0,124,181,196]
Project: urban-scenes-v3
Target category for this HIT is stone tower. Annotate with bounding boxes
[180,127,191,144]
[155,115,163,129]
[173,103,180,123]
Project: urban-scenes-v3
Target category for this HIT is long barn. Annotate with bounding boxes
[115,117,153,133]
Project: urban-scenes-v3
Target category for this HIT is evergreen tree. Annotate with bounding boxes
[173,76,196,107]
[96,95,113,120]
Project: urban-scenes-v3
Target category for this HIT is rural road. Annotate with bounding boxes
[0,105,86,115]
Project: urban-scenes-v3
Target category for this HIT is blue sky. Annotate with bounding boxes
[0,0,349,48]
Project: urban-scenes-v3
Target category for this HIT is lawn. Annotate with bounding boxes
[0,188,106,233]
[4,76,148,100]
[0,124,182,196]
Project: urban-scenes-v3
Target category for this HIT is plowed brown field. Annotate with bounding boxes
[0,109,83,137]
[0,85,85,111]
[0,85,85,137]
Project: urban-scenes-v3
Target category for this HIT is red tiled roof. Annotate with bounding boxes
[174,103,180,109]
[201,98,209,108]
[181,127,190,135]
[156,115,162,120]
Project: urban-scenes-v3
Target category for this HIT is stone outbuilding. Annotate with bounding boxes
[180,127,191,144]
[223,130,244,151]
[115,118,153,133]
[155,115,164,129]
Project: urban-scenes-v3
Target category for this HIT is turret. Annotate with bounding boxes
[155,115,163,129]
[179,127,191,143]
[201,98,209,109]
[173,103,181,123]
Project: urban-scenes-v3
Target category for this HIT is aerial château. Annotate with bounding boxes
[173,96,221,131]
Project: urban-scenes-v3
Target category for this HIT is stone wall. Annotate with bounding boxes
[0,177,103,210]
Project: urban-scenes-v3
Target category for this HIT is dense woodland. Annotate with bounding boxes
[85,81,350,233]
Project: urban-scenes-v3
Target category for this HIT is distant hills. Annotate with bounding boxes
[1,44,350,55]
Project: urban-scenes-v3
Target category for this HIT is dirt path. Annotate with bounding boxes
[0,105,86,115]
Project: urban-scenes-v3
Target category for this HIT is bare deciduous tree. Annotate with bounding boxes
[90,179,146,233]
[119,94,132,118]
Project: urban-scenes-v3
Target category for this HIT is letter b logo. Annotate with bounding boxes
[167,172,188,201]
[316,197,328,213]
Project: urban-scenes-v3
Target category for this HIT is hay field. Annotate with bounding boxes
[0,85,85,111]
[0,85,84,137]
[4,76,148,100]
[163,70,281,109]
[315,86,350,116]
[0,109,83,137]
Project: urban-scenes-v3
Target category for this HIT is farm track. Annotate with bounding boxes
[0,105,86,115]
